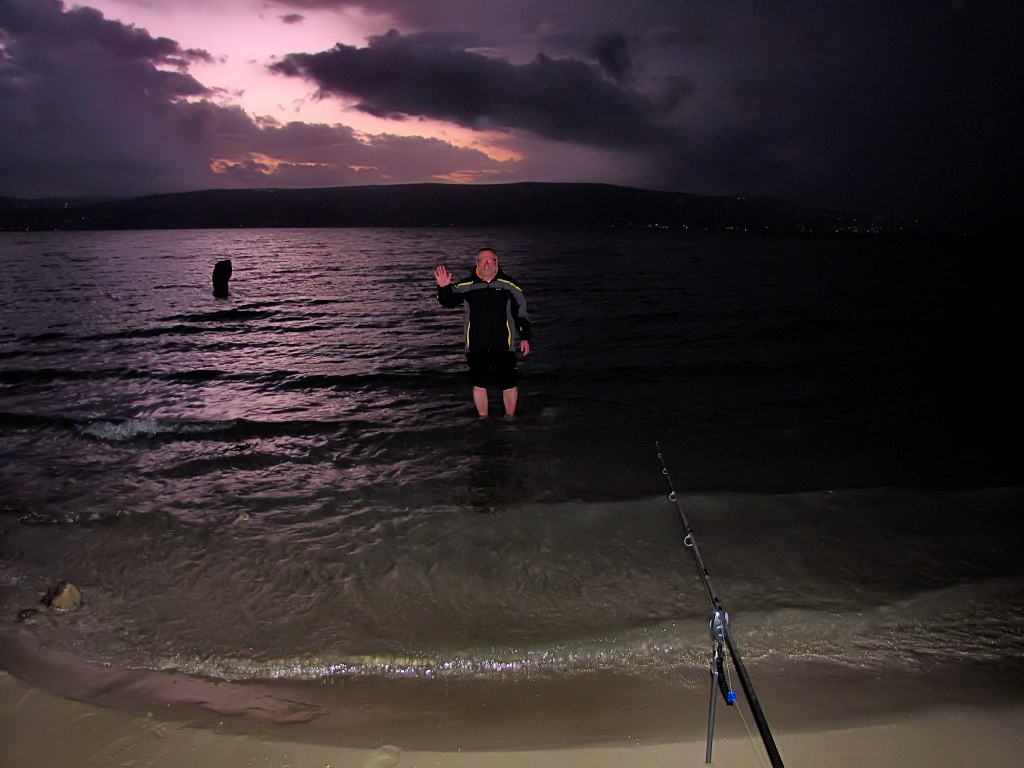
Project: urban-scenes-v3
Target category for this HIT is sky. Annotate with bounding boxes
[0,0,1020,224]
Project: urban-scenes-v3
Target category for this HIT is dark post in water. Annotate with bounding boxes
[212,259,232,298]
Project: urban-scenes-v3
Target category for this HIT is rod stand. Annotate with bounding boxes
[705,611,736,763]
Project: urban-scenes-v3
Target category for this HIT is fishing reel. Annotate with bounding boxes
[710,610,736,706]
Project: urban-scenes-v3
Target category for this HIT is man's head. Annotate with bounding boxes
[475,248,499,282]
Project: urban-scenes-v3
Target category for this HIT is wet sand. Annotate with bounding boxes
[3,664,1024,768]
[4,615,1024,768]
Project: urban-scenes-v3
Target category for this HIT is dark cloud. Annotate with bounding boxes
[0,0,212,196]
[279,13,304,24]
[0,0,515,196]
[696,2,1024,224]
[271,29,684,150]
[265,0,690,36]
[588,31,631,84]
[261,0,1021,222]
[0,0,212,69]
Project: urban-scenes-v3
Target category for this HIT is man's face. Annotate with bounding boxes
[476,250,499,281]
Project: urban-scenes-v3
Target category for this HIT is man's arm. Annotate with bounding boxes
[434,265,463,308]
[507,285,532,355]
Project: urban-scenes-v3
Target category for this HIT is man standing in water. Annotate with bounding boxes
[434,249,531,417]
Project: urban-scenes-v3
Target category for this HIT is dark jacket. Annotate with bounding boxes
[437,269,532,352]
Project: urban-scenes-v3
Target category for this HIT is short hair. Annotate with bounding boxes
[476,248,498,259]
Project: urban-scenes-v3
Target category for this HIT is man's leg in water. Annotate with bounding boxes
[473,386,489,417]
[502,387,518,417]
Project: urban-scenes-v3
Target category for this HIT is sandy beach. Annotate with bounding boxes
[3,665,1024,768]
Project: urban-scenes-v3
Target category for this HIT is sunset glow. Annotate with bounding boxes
[85,0,522,161]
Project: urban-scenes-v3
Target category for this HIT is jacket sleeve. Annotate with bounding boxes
[437,283,463,309]
[509,288,532,341]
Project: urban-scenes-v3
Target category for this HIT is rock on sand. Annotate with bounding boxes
[43,582,82,613]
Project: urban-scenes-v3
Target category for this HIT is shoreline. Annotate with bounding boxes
[3,669,1024,767]
[6,625,1024,749]
[3,625,1024,767]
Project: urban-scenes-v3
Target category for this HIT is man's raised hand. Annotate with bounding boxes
[434,265,451,287]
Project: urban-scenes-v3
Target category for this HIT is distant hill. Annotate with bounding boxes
[0,183,890,232]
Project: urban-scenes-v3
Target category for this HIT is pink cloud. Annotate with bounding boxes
[0,1,517,196]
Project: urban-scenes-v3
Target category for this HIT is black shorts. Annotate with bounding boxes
[467,350,518,390]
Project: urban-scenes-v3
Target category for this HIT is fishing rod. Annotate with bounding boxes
[656,442,785,768]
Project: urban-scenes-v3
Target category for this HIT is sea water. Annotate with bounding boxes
[0,228,1020,745]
